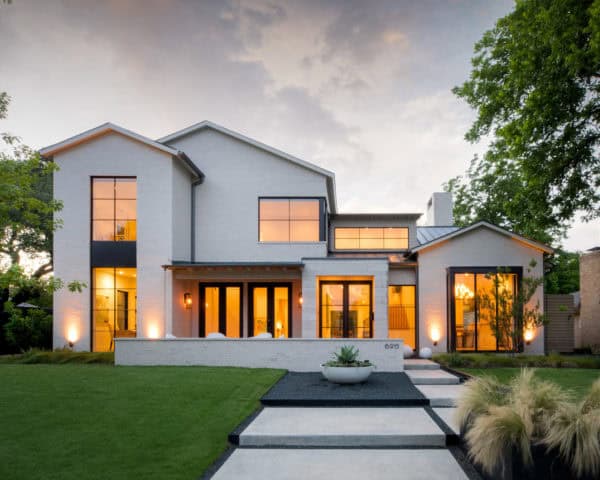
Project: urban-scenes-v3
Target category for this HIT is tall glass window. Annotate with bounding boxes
[388,285,416,349]
[453,271,518,352]
[259,198,323,242]
[92,177,136,241]
[335,227,408,250]
[92,268,137,352]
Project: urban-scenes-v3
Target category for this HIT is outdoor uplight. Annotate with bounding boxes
[430,325,441,346]
[66,325,78,348]
[184,292,192,309]
[524,329,535,345]
[147,324,160,339]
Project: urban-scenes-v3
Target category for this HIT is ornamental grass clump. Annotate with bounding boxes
[324,345,373,367]
[543,379,600,478]
[458,369,570,476]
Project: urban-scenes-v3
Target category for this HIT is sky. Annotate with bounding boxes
[0,0,598,251]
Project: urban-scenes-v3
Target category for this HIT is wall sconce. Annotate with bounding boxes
[524,329,534,345]
[184,292,192,309]
[298,291,303,306]
[430,325,441,346]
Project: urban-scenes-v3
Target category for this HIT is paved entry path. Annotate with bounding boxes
[205,360,478,480]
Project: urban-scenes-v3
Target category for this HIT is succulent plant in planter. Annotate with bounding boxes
[321,345,374,384]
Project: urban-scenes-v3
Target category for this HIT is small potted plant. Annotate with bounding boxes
[321,345,375,384]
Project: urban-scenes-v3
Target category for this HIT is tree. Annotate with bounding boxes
[545,249,580,294]
[0,92,62,277]
[449,0,600,245]
[476,261,545,353]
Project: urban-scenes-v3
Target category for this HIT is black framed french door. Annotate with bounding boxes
[248,283,292,338]
[319,281,373,338]
[199,283,243,337]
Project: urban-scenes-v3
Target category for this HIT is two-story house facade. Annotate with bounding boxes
[41,121,551,358]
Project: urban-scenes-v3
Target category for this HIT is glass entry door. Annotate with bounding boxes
[248,284,292,338]
[199,284,242,337]
[320,281,372,338]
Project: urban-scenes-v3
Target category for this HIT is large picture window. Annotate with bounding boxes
[259,198,324,242]
[451,268,520,352]
[92,177,136,241]
[334,227,408,250]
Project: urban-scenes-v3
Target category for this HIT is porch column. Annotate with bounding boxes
[164,268,173,336]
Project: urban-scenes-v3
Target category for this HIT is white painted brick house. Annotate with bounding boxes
[41,121,551,359]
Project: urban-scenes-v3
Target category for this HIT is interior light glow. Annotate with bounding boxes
[454,283,474,299]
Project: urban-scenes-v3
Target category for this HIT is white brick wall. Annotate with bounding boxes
[115,338,405,371]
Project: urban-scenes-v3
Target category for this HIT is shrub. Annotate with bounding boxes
[4,304,52,352]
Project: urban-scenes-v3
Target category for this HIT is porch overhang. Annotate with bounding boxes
[163,261,304,270]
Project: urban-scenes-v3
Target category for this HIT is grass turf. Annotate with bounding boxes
[0,364,284,480]
[461,367,600,400]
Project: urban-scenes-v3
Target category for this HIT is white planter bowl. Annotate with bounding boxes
[321,365,374,384]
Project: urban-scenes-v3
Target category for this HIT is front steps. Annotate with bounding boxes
[232,407,446,448]
[210,449,470,480]
[206,362,475,479]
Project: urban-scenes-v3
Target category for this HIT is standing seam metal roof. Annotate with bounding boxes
[416,226,460,245]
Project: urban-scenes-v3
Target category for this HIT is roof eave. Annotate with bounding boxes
[39,122,179,158]
[413,221,553,254]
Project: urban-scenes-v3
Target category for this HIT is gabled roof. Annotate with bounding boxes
[39,122,204,180]
[158,120,338,213]
[412,221,553,254]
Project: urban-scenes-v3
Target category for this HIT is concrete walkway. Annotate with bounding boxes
[206,361,474,479]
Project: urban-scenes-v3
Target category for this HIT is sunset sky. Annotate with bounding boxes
[1,0,597,250]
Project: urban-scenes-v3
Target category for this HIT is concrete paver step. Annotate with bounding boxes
[210,448,469,480]
[406,369,461,385]
[235,407,446,447]
[416,384,465,407]
[404,359,441,370]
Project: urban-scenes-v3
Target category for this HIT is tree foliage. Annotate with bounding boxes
[449,0,600,245]
[545,249,580,294]
[0,92,62,277]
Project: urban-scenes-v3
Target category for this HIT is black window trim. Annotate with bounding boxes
[448,266,523,353]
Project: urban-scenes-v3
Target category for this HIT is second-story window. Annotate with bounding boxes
[334,227,408,250]
[92,177,136,241]
[259,198,323,242]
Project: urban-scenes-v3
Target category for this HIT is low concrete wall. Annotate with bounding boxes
[115,338,405,372]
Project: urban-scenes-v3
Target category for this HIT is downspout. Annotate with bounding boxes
[191,177,203,262]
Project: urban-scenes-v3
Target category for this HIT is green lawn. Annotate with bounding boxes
[0,364,284,480]
[462,368,600,400]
